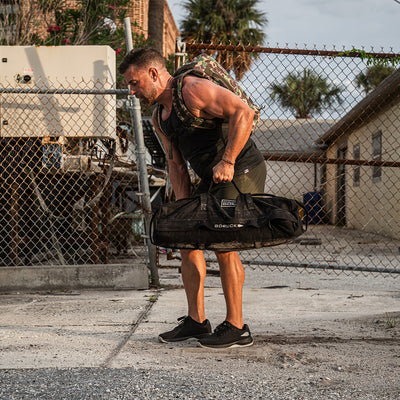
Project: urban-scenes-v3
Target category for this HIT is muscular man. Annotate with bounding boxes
[118,48,266,348]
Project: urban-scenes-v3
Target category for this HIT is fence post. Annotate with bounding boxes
[175,37,186,70]
[123,17,159,286]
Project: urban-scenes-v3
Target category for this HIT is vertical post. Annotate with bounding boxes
[175,37,186,71]
[123,17,159,286]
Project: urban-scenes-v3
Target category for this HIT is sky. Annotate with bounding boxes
[168,0,400,52]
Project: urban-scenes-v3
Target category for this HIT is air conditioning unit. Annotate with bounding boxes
[0,45,116,139]
[0,46,121,170]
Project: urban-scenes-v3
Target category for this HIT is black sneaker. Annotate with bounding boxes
[198,321,253,349]
[158,316,212,343]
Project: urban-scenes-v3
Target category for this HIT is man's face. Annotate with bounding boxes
[123,65,158,106]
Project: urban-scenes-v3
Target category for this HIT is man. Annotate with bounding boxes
[118,48,266,349]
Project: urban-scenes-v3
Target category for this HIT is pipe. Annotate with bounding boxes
[201,257,400,275]
[123,17,159,286]
[0,88,129,95]
[184,43,400,59]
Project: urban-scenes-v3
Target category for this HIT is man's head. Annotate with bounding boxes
[118,47,167,106]
[118,47,166,75]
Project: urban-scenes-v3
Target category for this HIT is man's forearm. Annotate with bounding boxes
[223,108,254,163]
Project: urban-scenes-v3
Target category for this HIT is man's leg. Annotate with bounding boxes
[215,251,244,329]
[198,250,253,348]
[158,249,211,342]
[180,249,207,323]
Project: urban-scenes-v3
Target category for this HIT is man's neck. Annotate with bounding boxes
[156,75,174,111]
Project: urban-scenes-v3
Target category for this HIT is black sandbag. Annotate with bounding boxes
[150,184,307,251]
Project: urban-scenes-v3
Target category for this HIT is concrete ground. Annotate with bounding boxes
[0,264,399,399]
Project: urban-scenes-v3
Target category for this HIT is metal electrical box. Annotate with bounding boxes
[0,45,116,139]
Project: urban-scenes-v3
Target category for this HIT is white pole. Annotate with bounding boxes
[123,17,159,286]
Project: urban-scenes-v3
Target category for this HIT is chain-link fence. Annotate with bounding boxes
[2,44,400,278]
[0,46,166,270]
[161,43,400,276]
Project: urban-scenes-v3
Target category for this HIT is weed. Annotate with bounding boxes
[385,313,399,329]
[149,295,158,303]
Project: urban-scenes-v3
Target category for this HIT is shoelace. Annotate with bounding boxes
[177,316,187,325]
[214,321,232,336]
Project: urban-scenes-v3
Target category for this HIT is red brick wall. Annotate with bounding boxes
[128,0,179,57]
[163,0,179,56]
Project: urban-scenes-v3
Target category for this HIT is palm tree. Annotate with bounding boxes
[270,69,343,119]
[355,64,395,95]
[180,0,267,80]
[148,0,164,54]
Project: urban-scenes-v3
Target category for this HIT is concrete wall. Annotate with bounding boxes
[0,263,149,292]
[264,160,316,203]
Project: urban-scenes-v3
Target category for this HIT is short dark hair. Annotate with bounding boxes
[118,47,166,74]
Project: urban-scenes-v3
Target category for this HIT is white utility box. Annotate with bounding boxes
[0,45,116,139]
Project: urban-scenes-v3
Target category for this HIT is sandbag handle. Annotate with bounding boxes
[208,179,243,194]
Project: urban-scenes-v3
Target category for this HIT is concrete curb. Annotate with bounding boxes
[0,263,149,292]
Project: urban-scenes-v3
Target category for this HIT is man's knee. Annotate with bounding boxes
[181,248,204,258]
[215,250,234,257]
[215,250,241,264]
[180,249,207,274]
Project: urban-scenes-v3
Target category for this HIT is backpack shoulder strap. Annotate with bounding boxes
[172,54,260,129]
[153,103,165,135]
[153,103,175,159]
[172,71,219,130]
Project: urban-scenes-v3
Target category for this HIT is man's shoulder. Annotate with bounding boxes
[180,74,220,95]
[179,73,210,85]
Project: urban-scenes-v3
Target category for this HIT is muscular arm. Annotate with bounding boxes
[152,111,191,200]
[182,76,255,183]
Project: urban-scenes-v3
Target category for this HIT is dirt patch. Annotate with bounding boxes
[255,334,400,345]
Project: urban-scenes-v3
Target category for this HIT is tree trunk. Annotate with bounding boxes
[148,0,164,55]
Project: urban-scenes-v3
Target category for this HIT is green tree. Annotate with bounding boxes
[270,69,343,119]
[0,0,152,86]
[355,64,395,94]
[180,0,266,80]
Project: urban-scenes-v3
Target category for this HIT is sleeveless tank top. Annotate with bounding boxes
[157,105,264,183]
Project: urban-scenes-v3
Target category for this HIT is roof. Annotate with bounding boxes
[317,68,400,145]
[252,119,337,157]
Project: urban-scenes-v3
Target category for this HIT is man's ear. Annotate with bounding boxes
[149,67,158,82]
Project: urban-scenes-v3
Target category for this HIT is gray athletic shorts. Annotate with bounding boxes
[194,161,266,200]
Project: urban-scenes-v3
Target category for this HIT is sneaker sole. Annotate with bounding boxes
[197,339,254,349]
[158,333,211,343]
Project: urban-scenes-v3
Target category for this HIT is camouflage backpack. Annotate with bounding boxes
[156,53,260,133]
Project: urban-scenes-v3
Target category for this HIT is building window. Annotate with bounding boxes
[353,143,360,187]
[372,131,382,182]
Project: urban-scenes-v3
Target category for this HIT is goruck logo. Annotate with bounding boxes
[214,223,244,229]
[221,199,236,208]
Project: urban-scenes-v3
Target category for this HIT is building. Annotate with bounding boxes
[317,69,400,238]
[252,119,336,202]
[125,0,179,57]
[0,0,179,58]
